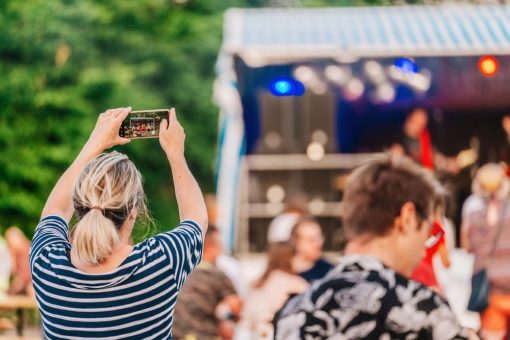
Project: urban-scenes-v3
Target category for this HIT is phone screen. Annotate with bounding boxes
[119,110,169,139]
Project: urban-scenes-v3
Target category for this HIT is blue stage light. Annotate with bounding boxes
[293,81,305,96]
[270,78,305,96]
[394,58,418,74]
[274,80,292,94]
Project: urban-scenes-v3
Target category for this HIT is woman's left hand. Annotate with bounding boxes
[85,107,132,153]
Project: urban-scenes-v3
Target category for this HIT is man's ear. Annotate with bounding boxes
[397,201,417,235]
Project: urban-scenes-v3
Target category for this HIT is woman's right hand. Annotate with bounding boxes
[159,108,185,160]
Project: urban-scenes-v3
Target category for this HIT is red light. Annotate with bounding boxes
[479,56,498,77]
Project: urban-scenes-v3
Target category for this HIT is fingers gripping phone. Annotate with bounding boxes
[119,109,170,139]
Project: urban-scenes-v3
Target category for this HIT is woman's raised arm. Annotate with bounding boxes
[159,108,208,233]
[41,107,131,222]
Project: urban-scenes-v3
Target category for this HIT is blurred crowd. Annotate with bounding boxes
[3,108,510,339]
[168,108,510,340]
[0,227,33,297]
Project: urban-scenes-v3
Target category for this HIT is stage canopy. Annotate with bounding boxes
[214,4,510,252]
[223,5,510,65]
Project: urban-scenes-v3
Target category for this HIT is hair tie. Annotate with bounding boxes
[91,206,104,213]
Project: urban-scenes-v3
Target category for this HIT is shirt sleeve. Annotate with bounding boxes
[423,290,469,340]
[29,215,70,272]
[153,220,204,289]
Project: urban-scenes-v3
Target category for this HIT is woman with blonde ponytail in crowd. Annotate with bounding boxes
[30,107,208,339]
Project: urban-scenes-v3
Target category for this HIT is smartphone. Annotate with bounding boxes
[119,109,169,139]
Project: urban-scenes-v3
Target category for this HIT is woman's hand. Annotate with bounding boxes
[159,108,185,160]
[42,107,131,221]
[85,107,132,154]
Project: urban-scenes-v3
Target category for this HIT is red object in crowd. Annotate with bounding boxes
[419,129,434,170]
[410,222,445,288]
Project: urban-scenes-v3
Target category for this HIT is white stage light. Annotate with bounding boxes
[325,65,352,86]
[364,61,386,85]
[264,131,282,149]
[343,78,364,101]
[266,185,285,203]
[293,66,317,84]
[308,198,326,215]
[410,70,432,92]
[375,83,396,103]
[306,142,325,161]
[388,65,406,82]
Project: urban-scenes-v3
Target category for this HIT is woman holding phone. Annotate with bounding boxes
[30,107,207,339]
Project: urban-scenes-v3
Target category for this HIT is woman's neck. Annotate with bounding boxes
[70,242,133,274]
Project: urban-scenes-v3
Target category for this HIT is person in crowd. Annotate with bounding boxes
[410,195,451,294]
[267,194,307,244]
[475,115,510,169]
[5,226,33,296]
[274,155,471,339]
[390,108,460,174]
[290,217,333,283]
[461,163,510,340]
[206,194,247,298]
[30,107,208,339]
[0,235,10,294]
[216,253,247,299]
[500,115,510,175]
[173,225,241,340]
[237,242,308,339]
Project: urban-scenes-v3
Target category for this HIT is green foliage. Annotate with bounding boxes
[0,0,237,236]
[0,0,421,238]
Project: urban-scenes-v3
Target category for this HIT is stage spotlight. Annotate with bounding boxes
[308,198,326,215]
[388,65,405,82]
[410,70,432,92]
[266,185,285,203]
[325,65,352,86]
[364,61,386,84]
[270,78,305,96]
[479,55,498,77]
[374,83,396,103]
[293,66,317,84]
[343,78,364,101]
[271,79,292,95]
[306,142,325,161]
[394,57,418,74]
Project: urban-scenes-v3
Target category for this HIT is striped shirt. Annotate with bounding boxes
[29,215,203,340]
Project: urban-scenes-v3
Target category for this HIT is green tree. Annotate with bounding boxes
[0,0,423,238]
[0,0,239,236]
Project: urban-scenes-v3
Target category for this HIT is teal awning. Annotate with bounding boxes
[223,5,510,64]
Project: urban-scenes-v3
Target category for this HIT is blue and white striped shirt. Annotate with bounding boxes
[29,215,203,339]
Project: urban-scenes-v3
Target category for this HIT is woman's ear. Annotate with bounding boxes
[129,208,138,220]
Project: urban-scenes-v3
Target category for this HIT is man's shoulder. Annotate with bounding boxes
[280,258,400,314]
[275,258,466,340]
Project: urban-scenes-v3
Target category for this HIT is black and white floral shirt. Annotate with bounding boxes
[274,255,468,340]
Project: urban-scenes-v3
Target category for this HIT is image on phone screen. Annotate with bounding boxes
[119,110,169,139]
